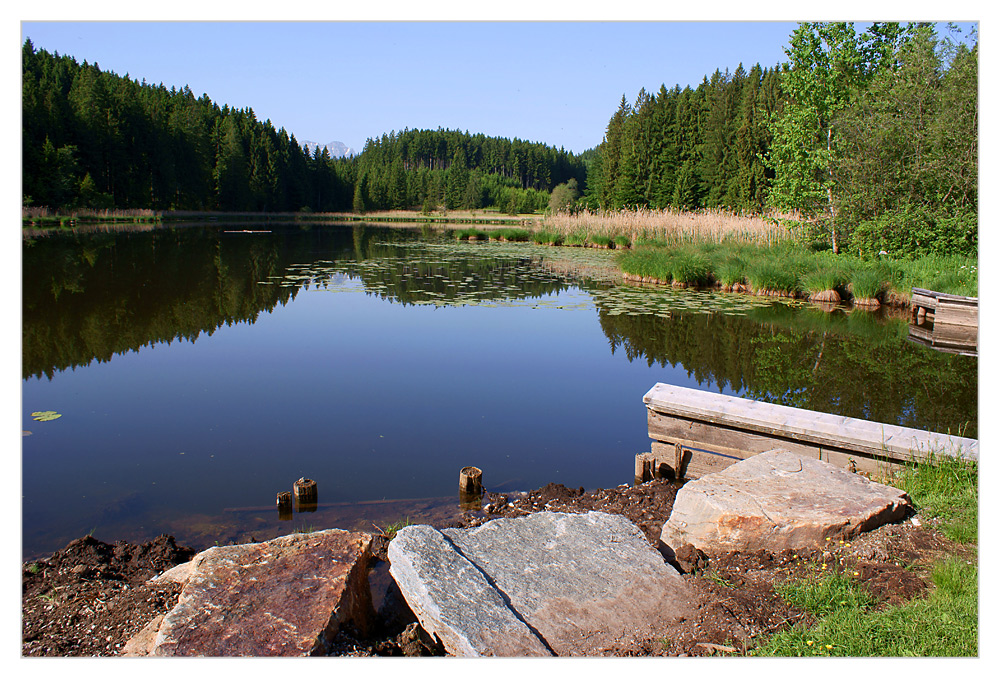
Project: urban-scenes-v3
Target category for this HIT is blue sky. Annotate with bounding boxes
[19,19,974,156]
[19,21,808,155]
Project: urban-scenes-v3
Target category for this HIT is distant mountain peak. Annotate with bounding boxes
[301,140,355,158]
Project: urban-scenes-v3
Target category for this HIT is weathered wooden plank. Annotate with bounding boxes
[644,383,977,464]
[908,324,933,343]
[932,322,978,346]
[911,292,938,310]
[651,439,757,479]
[935,302,979,327]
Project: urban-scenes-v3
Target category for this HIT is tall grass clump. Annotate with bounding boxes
[848,266,888,306]
[454,227,488,241]
[668,248,712,287]
[617,247,673,283]
[715,256,748,290]
[563,232,587,247]
[491,227,531,242]
[745,257,802,297]
[531,230,563,246]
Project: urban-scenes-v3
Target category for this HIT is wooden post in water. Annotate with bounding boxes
[459,466,483,495]
[276,491,293,521]
[294,478,318,513]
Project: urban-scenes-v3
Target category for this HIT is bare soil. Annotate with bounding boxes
[22,479,971,657]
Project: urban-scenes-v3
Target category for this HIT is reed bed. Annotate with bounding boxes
[540,207,792,247]
[23,207,160,223]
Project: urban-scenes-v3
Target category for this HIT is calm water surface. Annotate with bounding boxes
[21,224,978,558]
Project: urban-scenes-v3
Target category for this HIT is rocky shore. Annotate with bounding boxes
[22,478,968,657]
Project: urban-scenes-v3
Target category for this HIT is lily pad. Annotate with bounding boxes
[31,411,62,422]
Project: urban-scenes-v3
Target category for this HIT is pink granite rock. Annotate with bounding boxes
[145,529,373,656]
[660,450,912,554]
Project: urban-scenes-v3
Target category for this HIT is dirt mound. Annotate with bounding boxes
[22,534,194,656]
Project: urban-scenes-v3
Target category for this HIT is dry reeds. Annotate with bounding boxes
[540,207,793,247]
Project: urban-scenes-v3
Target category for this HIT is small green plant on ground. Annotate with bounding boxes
[374,517,413,539]
[702,570,737,589]
[563,232,586,246]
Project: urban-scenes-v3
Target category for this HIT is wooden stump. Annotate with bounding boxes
[276,491,293,521]
[459,466,483,495]
[634,451,674,484]
[459,490,483,512]
[294,478,318,513]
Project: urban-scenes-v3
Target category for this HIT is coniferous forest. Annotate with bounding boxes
[22,22,977,257]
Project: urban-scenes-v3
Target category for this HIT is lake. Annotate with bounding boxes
[21,223,978,559]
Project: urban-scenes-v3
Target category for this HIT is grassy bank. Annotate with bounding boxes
[752,457,978,657]
[617,241,978,301]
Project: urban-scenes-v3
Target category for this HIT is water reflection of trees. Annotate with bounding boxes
[23,226,357,380]
[23,225,573,380]
[597,303,978,438]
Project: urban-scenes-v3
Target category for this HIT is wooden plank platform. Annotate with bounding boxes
[642,383,977,480]
[911,287,978,328]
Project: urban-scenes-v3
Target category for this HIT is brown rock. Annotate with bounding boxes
[147,529,373,656]
[660,450,911,554]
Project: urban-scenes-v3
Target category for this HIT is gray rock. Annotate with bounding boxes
[660,450,912,554]
[389,511,696,657]
[388,524,551,657]
[143,529,373,656]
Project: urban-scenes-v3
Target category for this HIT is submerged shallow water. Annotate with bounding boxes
[21,224,978,558]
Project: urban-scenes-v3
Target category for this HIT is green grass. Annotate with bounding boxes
[563,232,587,246]
[893,456,978,544]
[715,256,747,287]
[745,259,802,295]
[454,227,488,240]
[849,266,888,300]
[670,249,712,286]
[799,261,849,295]
[491,227,531,242]
[531,230,564,245]
[589,235,612,248]
[613,235,631,249]
[375,517,413,539]
[616,241,977,300]
[753,559,977,657]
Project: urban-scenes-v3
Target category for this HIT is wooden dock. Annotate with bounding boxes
[908,287,978,356]
[639,383,978,481]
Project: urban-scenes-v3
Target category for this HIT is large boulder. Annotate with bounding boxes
[389,511,696,657]
[660,450,912,554]
[131,529,374,657]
